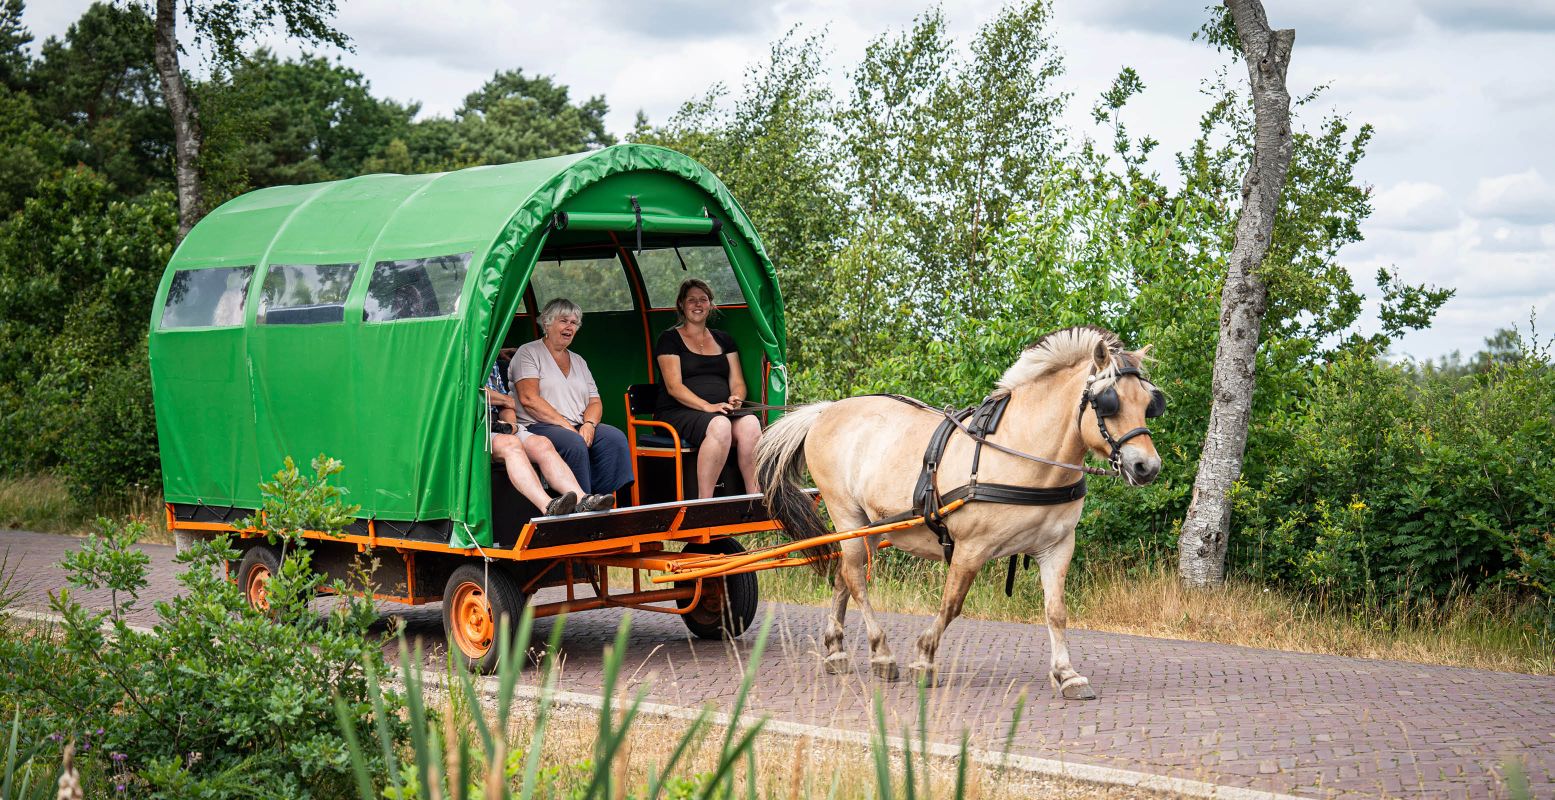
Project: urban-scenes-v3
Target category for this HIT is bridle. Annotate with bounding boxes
[1076,359,1166,480]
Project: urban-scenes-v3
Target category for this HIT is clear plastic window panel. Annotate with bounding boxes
[258,263,359,325]
[363,252,473,322]
[160,266,254,329]
[528,255,634,313]
[635,245,743,308]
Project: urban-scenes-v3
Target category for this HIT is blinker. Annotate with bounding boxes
[1092,367,1166,419]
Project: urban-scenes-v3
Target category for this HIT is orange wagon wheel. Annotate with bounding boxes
[237,545,281,612]
[442,564,528,673]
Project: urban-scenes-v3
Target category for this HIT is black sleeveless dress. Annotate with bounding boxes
[653,328,756,447]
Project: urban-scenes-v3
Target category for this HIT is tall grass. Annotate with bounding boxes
[0,474,168,542]
[756,545,1555,675]
[336,609,1092,800]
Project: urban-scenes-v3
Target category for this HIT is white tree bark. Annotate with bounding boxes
[1178,0,1295,587]
[152,0,203,242]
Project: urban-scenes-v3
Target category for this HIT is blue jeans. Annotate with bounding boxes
[526,422,633,496]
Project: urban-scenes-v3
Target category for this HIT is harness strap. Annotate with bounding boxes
[863,479,1088,543]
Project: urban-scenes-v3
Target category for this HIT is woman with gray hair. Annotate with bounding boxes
[509,298,631,511]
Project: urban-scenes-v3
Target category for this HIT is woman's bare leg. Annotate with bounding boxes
[696,415,732,499]
[493,434,552,510]
[523,435,584,497]
[731,414,762,493]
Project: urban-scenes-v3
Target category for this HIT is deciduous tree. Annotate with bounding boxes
[1178,0,1295,587]
[146,0,349,240]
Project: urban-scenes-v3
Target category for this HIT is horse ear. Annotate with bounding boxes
[1092,341,1109,370]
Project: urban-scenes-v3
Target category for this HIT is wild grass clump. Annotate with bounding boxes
[755,544,1555,675]
[0,473,169,542]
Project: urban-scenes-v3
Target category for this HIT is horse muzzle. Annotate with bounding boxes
[1120,446,1161,485]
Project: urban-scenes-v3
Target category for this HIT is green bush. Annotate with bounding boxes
[0,456,406,798]
[1230,339,1555,604]
[56,342,161,504]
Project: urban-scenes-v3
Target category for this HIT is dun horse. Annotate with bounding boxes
[756,326,1164,697]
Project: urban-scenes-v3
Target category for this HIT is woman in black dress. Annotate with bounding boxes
[654,278,763,498]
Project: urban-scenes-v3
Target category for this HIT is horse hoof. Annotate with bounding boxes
[823,654,852,675]
[908,664,938,687]
[1057,676,1096,701]
[871,660,901,682]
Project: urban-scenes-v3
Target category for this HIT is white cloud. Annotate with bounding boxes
[1418,0,1555,33]
[1068,0,1425,48]
[1370,181,1458,231]
[1474,223,1555,254]
[1470,170,1555,225]
[20,0,1555,361]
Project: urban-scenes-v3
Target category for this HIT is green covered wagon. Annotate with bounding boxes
[151,144,792,669]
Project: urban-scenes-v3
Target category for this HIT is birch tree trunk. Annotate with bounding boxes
[152,0,204,242]
[1178,0,1295,587]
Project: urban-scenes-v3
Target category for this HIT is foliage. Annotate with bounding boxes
[452,69,613,166]
[0,168,175,486]
[1231,332,1555,605]
[29,2,172,199]
[208,49,416,193]
[0,458,406,798]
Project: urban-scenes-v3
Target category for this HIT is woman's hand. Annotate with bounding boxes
[727,395,743,410]
[580,423,596,446]
[707,401,735,414]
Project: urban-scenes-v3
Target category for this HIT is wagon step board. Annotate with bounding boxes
[517,492,793,557]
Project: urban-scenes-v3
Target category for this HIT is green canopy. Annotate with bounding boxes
[149,144,787,547]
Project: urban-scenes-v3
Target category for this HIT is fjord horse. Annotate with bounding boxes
[757,327,1164,697]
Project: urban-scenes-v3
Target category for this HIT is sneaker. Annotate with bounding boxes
[578,493,617,512]
[544,491,578,516]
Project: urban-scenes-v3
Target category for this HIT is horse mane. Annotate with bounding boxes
[996,325,1134,391]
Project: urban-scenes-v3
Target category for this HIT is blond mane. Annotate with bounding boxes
[996,326,1130,391]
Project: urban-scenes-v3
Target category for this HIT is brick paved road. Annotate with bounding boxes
[4,529,1550,799]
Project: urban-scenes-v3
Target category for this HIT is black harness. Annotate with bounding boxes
[866,393,1088,563]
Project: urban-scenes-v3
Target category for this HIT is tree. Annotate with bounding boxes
[147,0,349,240]
[632,30,848,373]
[221,49,415,188]
[32,3,171,199]
[452,69,613,165]
[1177,0,1295,587]
[0,0,29,90]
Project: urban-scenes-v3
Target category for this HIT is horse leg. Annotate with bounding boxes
[837,536,899,681]
[908,560,979,686]
[822,576,851,674]
[1038,537,1095,700]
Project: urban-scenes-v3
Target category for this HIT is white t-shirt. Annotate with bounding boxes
[509,338,599,426]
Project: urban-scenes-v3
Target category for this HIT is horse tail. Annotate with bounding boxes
[756,401,838,570]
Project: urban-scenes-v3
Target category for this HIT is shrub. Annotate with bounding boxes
[0,455,407,798]
[56,342,161,505]
[1231,339,1555,605]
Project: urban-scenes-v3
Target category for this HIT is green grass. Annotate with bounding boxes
[755,542,1555,676]
[0,473,169,543]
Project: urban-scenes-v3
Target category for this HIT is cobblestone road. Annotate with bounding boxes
[4,530,1550,798]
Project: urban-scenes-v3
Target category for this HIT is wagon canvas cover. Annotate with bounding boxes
[148,145,786,547]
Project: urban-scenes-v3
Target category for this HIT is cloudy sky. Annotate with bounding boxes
[23,0,1555,361]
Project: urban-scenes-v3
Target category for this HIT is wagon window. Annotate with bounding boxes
[160,266,254,329]
[637,244,743,309]
[258,263,359,325]
[364,252,473,322]
[529,255,634,313]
